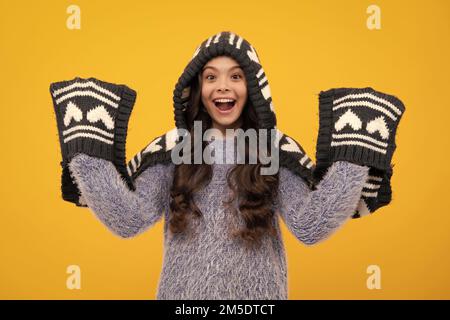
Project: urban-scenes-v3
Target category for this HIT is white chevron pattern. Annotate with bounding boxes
[63,101,83,126]
[366,116,389,140]
[335,109,362,131]
[280,135,314,169]
[86,105,114,130]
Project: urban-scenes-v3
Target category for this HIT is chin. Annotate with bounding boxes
[213,118,239,128]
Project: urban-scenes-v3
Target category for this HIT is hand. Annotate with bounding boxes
[314,87,405,182]
[50,77,137,204]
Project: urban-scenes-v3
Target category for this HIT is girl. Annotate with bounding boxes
[51,31,404,300]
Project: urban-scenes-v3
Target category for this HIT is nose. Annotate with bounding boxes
[217,77,230,92]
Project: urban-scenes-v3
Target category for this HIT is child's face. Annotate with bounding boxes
[200,56,247,134]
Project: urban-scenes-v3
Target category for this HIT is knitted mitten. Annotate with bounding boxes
[50,77,136,205]
[314,87,405,182]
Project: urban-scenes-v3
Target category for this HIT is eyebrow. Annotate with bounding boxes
[202,65,242,72]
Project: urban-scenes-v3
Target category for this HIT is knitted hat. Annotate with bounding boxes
[173,31,277,131]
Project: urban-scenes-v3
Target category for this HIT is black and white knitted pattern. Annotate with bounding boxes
[353,166,393,218]
[276,130,316,189]
[314,87,405,218]
[127,127,316,188]
[126,127,184,181]
[315,87,405,174]
[50,77,136,205]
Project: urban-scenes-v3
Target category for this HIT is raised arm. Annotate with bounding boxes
[276,161,369,246]
[68,153,173,239]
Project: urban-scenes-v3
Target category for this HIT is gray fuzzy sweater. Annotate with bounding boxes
[68,138,369,300]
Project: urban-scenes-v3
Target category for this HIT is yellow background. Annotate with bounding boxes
[1,0,449,299]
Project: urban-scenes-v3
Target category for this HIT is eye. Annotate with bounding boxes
[205,74,215,80]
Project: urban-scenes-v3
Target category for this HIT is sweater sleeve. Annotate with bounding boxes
[68,153,173,239]
[276,161,370,246]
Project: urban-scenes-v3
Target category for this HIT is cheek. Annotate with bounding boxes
[238,86,248,105]
[201,85,213,102]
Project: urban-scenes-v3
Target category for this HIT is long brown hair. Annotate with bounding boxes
[169,71,280,249]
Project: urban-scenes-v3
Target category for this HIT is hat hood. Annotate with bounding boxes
[173,31,277,131]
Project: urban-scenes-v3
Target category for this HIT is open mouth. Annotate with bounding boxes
[213,98,236,112]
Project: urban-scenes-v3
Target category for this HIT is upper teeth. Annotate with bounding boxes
[214,99,235,103]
